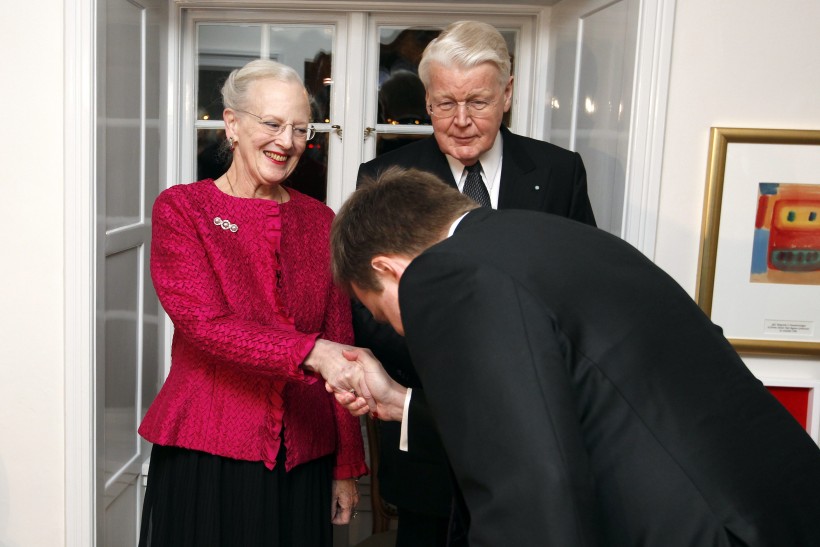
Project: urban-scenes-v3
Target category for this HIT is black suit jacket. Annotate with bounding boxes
[400,208,820,546]
[354,127,596,515]
[358,126,596,222]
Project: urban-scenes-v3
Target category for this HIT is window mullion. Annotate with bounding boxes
[260,23,270,58]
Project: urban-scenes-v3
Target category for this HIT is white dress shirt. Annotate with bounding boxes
[445,130,504,209]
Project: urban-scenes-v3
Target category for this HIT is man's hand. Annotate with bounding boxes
[303,338,370,397]
[332,348,408,421]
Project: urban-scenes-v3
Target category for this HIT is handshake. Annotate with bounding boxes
[303,339,408,422]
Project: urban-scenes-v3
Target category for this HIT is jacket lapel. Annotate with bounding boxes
[497,126,549,210]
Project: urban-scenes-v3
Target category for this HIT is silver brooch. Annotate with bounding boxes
[214,216,238,232]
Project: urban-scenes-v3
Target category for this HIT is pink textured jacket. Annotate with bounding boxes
[139,180,367,479]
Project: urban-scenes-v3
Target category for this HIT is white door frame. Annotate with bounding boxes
[65,0,97,543]
[622,0,677,257]
[64,0,181,544]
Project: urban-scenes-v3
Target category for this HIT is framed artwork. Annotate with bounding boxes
[695,127,820,357]
[762,377,820,444]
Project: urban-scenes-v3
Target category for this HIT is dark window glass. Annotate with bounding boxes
[289,133,329,203]
[196,128,230,181]
[377,28,439,126]
[376,133,431,157]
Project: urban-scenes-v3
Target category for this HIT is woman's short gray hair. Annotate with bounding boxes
[221,59,305,111]
[418,21,512,88]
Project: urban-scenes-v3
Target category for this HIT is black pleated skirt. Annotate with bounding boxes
[138,442,333,547]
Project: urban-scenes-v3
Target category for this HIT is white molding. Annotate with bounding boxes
[162,3,183,378]
[335,12,363,211]
[174,0,547,15]
[621,0,676,258]
[178,7,197,194]
[507,15,541,135]
[64,0,96,544]
[531,9,552,138]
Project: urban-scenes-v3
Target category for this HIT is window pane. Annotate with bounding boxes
[289,132,329,203]
[197,24,335,122]
[198,24,262,121]
[376,133,431,157]
[104,247,140,482]
[500,29,516,128]
[378,28,438,126]
[105,0,143,230]
[197,128,230,182]
[270,26,334,123]
[379,70,430,126]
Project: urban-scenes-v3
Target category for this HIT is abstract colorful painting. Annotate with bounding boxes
[750,183,820,285]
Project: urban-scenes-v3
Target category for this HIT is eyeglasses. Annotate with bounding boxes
[427,99,498,119]
[234,109,316,141]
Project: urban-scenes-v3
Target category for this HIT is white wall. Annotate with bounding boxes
[657,0,820,381]
[0,1,818,546]
[0,0,66,546]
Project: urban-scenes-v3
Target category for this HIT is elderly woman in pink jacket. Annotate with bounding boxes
[138,59,367,547]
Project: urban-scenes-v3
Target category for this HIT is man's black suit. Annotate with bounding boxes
[354,126,596,534]
[358,126,596,222]
[399,208,820,546]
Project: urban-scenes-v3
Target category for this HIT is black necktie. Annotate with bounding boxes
[463,162,491,208]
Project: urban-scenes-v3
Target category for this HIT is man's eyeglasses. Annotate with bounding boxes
[427,99,498,119]
[234,109,316,141]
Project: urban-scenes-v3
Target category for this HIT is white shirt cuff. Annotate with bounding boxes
[399,387,412,452]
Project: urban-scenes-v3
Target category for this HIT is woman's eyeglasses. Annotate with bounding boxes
[234,109,316,141]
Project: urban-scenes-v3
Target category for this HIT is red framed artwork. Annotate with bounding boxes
[762,377,819,444]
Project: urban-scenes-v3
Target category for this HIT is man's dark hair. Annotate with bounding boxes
[331,166,478,293]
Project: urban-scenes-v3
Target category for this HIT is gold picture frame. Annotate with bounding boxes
[695,127,820,357]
